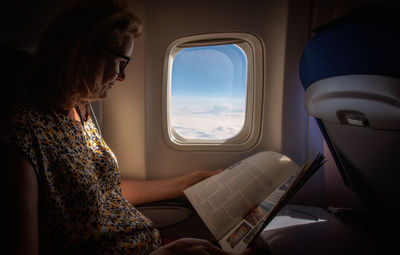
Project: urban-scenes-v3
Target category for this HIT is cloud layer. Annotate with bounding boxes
[171,104,245,139]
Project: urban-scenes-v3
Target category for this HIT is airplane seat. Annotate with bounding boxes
[0,45,32,164]
[299,6,400,253]
[0,44,32,109]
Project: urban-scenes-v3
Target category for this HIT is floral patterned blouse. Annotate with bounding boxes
[1,105,161,254]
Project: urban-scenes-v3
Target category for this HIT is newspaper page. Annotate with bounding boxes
[183,151,299,241]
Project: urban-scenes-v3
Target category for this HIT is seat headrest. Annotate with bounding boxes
[299,6,400,89]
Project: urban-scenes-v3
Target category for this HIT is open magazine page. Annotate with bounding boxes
[183,151,299,240]
[219,153,325,252]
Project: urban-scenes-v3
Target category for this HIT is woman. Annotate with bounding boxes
[1,0,254,254]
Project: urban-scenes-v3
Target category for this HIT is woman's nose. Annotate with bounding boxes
[117,70,126,81]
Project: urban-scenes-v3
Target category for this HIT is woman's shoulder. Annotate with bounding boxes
[0,104,49,172]
[2,104,43,123]
[0,104,57,134]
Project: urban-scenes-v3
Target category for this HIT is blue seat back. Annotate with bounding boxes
[299,6,400,229]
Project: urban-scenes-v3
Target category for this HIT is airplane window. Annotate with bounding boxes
[170,44,247,140]
[163,33,264,151]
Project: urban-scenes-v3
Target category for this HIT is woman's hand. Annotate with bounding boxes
[181,169,223,191]
[151,238,255,255]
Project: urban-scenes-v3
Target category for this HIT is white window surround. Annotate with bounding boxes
[162,32,265,151]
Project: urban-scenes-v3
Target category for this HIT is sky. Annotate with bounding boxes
[170,44,248,140]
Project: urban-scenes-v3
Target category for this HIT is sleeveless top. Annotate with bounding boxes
[0,105,161,254]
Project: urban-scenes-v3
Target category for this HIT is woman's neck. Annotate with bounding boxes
[67,102,88,122]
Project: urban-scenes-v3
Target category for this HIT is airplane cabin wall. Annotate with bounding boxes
[143,0,316,182]
[103,0,148,180]
[280,0,326,208]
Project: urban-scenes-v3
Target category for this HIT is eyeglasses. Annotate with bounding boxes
[102,46,131,75]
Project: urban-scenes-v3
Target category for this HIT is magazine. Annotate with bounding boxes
[183,151,325,252]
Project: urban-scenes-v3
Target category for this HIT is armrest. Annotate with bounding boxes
[135,197,194,229]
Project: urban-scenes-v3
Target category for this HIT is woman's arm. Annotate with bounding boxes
[120,170,221,205]
[2,145,38,255]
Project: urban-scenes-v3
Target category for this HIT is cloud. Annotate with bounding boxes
[170,103,245,139]
[206,104,245,115]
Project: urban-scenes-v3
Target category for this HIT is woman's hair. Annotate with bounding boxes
[30,0,141,110]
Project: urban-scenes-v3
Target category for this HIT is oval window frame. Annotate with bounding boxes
[162,32,265,151]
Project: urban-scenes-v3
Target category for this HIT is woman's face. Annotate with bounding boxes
[99,35,134,99]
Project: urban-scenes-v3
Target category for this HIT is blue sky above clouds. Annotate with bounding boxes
[170,44,248,139]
